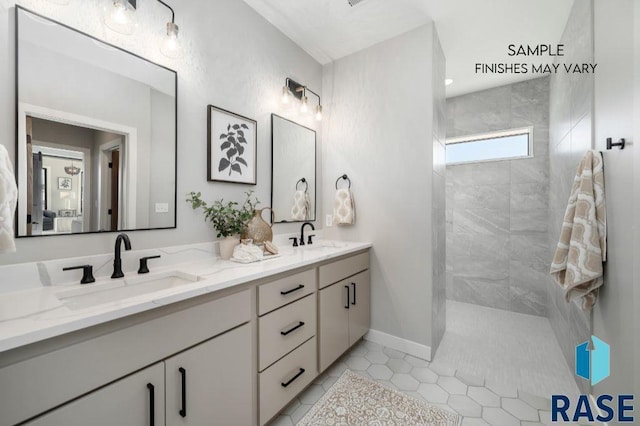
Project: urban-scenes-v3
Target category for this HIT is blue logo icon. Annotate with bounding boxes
[575,335,610,386]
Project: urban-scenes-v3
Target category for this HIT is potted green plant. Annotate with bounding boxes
[186,191,259,259]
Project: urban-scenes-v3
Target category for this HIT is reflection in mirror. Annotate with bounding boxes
[16,7,177,237]
[271,114,316,223]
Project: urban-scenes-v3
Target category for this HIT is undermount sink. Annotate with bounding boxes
[56,271,200,311]
[303,241,348,250]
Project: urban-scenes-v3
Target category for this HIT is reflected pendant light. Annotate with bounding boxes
[103,0,137,35]
[64,161,81,176]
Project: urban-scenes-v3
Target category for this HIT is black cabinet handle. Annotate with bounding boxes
[281,368,306,388]
[281,284,304,295]
[345,285,350,309]
[147,383,155,426]
[179,367,187,418]
[351,282,356,305]
[281,321,305,336]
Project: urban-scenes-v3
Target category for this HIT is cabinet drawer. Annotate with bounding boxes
[259,337,317,425]
[258,269,315,315]
[319,252,369,289]
[259,294,316,371]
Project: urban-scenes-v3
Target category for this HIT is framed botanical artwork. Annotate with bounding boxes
[58,177,72,190]
[207,105,257,184]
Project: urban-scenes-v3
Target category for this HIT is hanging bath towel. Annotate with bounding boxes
[0,145,18,253]
[550,150,606,311]
[291,190,311,221]
[333,188,355,226]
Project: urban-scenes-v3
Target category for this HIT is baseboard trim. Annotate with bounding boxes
[364,329,432,361]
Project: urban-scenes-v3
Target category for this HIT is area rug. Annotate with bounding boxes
[297,370,461,425]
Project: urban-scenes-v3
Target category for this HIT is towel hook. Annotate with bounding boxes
[606,137,625,150]
[335,174,351,189]
[296,178,308,192]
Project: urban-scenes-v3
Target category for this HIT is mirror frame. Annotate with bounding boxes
[270,114,317,224]
[14,6,178,238]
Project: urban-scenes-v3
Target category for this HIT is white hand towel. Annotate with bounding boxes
[291,190,311,221]
[550,150,606,311]
[333,188,355,226]
[0,145,18,253]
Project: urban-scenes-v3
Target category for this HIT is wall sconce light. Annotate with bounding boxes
[157,0,181,58]
[103,0,181,58]
[281,78,323,121]
[103,0,137,35]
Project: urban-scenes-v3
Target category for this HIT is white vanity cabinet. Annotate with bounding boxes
[319,254,371,371]
[24,324,252,426]
[257,269,318,425]
[165,324,252,426]
[1,290,252,426]
[1,246,371,426]
[25,363,166,426]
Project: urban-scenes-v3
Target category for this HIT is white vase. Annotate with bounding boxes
[218,235,239,260]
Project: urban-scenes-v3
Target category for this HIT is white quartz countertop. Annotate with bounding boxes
[0,240,371,353]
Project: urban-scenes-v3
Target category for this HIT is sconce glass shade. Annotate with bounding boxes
[300,96,309,114]
[281,86,291,104]
[103,0,136,35]
[160,22,181,58]
[315,105,323,121]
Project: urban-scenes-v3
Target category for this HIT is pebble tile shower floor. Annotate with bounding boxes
[270,301,582,425]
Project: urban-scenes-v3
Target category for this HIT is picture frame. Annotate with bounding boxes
[58,209,76,217]
[58,177,72,190]
[207,105,257,184]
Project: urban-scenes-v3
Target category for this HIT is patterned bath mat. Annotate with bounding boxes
[297,370,461,425]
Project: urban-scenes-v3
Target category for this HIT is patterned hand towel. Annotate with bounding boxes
[333,188,355,226]
[291,190,311,221]
[0,145,18,253]
[550,150,606,311]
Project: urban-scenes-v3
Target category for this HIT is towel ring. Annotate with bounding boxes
[296,178,308,192]
[335,174,351,189]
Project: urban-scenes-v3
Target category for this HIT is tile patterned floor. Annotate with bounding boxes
[434,301,579,398]
[269,339,557,425]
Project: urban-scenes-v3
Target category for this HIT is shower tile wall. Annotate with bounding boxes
[446,77,550,316]
[547,0,593,395]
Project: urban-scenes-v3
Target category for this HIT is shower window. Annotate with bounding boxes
[445,127,533,165]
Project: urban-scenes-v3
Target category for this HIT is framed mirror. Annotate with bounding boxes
[271,114,316,223]
[15,7,177,237]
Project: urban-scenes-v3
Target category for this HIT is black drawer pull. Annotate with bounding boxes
[351,282,356,305]
[179,367,187,418]
[281,368,306,388]
[281,284,305,295]
[147,383,155,426]
[281,321,305,336]
[345,285,350,309]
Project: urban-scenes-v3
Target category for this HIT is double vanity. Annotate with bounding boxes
[0,239,371,426]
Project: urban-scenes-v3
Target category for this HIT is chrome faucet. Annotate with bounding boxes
[111,233,132,279]
[299,222,315,246]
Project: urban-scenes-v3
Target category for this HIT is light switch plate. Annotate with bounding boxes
[155,203,169,213]
[325,214,333,227]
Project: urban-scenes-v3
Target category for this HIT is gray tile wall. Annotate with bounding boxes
[431,28,447,354]
[445,77,550,317]
[547,0,594,395]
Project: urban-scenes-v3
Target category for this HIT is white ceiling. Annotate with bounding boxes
[243,0,575,97]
